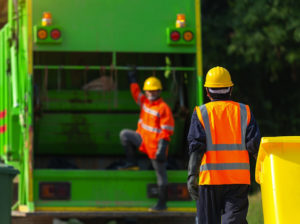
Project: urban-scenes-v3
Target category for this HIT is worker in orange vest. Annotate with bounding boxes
[119,67,174,211]
[187,66,261,224]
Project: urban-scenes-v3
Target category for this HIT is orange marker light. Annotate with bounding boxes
[183,31,193,41]
[42,12,52,26]
[37,29,48,40]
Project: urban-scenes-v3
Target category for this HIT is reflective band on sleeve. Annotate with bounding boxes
[141,122,161,133]
[142,105,160,117]
[0,110,6,119]
[161,125,174,131]
[200,163,250,171]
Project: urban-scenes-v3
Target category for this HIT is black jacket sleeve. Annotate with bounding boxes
[246,111,261,159]
[187,111,206,155]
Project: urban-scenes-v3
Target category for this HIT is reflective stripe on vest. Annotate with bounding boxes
[198,103,249,174]
[138,120,173,133]
[200,163,250,171]
[142,104,160,117]
[139,119,161,133]
[161,124,174,131]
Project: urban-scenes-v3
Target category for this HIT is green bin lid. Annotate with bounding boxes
[0,163,19,176]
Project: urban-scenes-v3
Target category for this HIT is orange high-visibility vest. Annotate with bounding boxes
[195,101,251,185]
[130,83,174,159]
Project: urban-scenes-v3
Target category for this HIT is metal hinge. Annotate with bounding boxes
[6,59,11,75]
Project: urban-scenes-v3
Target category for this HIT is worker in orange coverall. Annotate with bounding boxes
[120,68,174,211]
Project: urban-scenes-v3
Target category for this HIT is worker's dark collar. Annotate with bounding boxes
[211,98,231,102]
[147,97,162,105]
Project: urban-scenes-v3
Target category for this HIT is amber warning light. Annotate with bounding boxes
[176,14,186,28]
[42,12,52,26]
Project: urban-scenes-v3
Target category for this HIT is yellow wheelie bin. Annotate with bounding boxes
[255,136,300,224]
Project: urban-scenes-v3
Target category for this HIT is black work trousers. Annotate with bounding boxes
[120,129,168,187]
[196,184,249,224]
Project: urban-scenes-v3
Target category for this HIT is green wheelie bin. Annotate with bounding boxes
[0,163,19,224]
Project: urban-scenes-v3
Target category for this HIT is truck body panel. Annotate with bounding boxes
[32,0,196,53]
[0,0,203,214]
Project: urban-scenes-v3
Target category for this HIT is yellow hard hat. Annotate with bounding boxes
[143,76,162,91]
[204,66,234,88]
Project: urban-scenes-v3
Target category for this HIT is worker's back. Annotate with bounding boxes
[196,100,251,185]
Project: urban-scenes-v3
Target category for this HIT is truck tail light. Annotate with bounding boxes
[170,31,180,41]
[183,31,193,41]
[147,183,191,201]
[39,182,70,200]
[50,29,61,40]
[37,29,48,40]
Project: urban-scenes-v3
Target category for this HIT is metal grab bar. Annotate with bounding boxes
[33,65,195,72]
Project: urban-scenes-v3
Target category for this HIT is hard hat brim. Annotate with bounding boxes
[204,82,234,88]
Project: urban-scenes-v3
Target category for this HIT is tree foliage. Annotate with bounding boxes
[202,0,300,136]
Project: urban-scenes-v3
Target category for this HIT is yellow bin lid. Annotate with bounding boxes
[255,136,300,224]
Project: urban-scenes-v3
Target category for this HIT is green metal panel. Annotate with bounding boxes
[0,25,11,161]
[197,75,204,106]
[32,0,196,53]
[1,0,34,210]
[41,90,141,111]
[34,113,138,155]
[34,113,185,155]
[0,26,7,158]
[34,169,194,208]
[36,90,176,111]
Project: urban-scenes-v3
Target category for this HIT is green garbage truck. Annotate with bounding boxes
[0,0,203,216]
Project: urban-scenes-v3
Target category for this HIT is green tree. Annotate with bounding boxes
[202,0,300,135]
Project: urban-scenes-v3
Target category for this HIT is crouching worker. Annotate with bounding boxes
[119,67,175,211]
[187,66,261,224]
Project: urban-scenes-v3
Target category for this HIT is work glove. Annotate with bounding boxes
[187,150,203,200]
[187,175,199,200]
[127,65,137,84]
[156,139,169,162]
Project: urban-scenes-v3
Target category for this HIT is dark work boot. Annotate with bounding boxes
[149,185,168,212]
[118,145,139,170]
[118,161,139,170]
